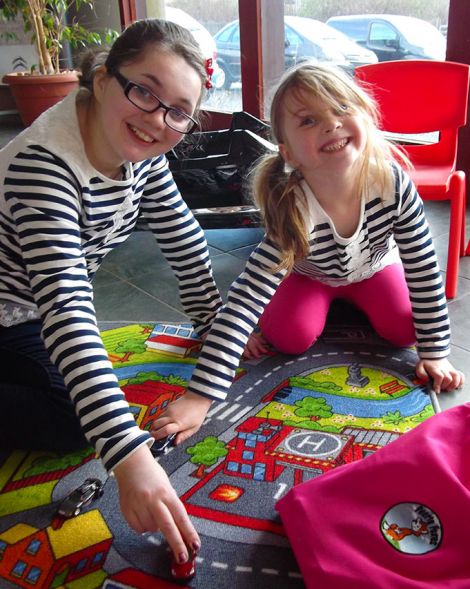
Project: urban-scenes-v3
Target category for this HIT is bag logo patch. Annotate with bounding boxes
[380,502,442,554]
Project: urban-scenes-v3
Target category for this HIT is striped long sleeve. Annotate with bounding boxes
[392,167,450,358]
[141,163,222,336]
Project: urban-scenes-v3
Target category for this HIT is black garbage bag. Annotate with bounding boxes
[167,111,275,229]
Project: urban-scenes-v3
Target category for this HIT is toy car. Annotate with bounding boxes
[57,478,104,518]
[170,549,197,583]
[150,433,177,457]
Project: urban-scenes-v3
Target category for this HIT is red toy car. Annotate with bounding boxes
[170,549,197,583]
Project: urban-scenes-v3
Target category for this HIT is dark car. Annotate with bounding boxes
[326,14,446,62]
[213,16,377,90]
[57,478,104,518]
[150,433,177,457]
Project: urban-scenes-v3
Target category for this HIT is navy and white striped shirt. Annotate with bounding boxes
[0,91,222,470]
[187,162,450,402]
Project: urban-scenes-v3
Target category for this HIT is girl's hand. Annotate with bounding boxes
[243,330,271,360]
[416,358,465,393]
[113,445,200,562]
[150,391,213,445]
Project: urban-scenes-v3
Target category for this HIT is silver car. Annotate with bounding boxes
[57,478,104,518]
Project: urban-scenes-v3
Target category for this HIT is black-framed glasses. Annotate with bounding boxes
[111,69,199,134]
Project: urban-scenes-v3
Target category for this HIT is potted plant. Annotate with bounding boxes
[0,0,117,125]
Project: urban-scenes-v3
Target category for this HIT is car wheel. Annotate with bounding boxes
[216,62,232,90]
[211,65,226,90]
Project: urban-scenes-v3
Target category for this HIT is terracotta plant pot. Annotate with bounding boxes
[2,71,79,126]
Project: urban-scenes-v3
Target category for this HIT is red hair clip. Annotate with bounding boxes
[205,58,214,89]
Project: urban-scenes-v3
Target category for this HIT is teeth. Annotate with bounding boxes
[130,125,154,143]
[323,138,347,152]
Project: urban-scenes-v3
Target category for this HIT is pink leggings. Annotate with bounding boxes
[259,264,416,354]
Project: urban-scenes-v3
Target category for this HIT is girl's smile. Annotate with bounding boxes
[320,136,350,152]
[128,124,156,144]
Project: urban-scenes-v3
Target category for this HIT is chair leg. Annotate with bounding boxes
[445,174,466,299]
[460,191,467,256]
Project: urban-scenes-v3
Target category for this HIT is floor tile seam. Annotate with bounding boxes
[447,284,470,304]
[223,246,261,254]
[208,249,230,256]
[97,268,186,315]
[450,342,470,353]
[208,250,244,258]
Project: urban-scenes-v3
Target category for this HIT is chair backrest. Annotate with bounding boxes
[355,60,470,168]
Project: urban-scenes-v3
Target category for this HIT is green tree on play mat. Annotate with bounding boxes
[115,338,147,362]
[294,397,333,422]
[186,436,228,478]
[382,410,404,425]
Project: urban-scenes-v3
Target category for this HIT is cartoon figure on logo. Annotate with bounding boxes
[384,518,429,542]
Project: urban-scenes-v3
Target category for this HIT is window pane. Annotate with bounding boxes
[136,0,241,113]
[11,560,27,578]
[26,539,41,555]
[26,567,41,583]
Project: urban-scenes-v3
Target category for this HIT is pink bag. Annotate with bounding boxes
[276,403,470,588]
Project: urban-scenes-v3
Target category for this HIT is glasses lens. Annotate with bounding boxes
[166,110,194,133]
[128,85,159,111]
[127,83,196,134]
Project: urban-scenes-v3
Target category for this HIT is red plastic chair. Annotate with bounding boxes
[355,60,470,299]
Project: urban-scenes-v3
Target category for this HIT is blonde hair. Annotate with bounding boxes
[252,62,410,273]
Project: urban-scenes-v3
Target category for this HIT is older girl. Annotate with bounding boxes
[0,19,222,563]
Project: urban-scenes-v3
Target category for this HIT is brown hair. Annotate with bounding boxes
[79,19,207,114]
[252,62,410,273]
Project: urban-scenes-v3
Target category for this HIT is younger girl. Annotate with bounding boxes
[152,62,464,444]
[0,19,222,562]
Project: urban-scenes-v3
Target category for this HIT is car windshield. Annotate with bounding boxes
[395,18,446,58]
[165,7,215,58]
[286,18,347,61]
[322,26,370,54]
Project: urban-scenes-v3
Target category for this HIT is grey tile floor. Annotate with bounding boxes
[2,115,470,412]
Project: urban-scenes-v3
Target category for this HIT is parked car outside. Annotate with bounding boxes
[164,7,224,89]
[326,14,446,62]
[214,16,377,90]
[286,17,378,69]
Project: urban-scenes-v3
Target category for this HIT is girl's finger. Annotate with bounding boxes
[167,495,201,555]
[154,501,189,562]
[150,416,175,432]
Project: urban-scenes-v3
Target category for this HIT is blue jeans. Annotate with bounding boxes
[0,320,89,452]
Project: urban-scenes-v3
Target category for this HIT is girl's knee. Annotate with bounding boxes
[265,329,320,355]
